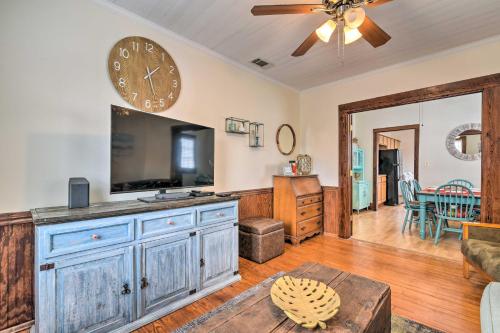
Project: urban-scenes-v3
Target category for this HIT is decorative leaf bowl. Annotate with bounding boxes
[270,276,341,330]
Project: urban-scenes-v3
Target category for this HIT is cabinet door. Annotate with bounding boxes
[200,224,237,289]
[38,247,134,333]
[137,233,197,317]
[352,149,359,168]
[352,182,360,210]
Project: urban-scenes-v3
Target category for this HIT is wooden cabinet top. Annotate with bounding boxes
[273,175,321,197]
[273,174,318,178]
[31,196,239,225]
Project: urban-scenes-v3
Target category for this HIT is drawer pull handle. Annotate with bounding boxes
[216,212,225,217]
[301,212,306,216]
[167,220,176,225]
[141,277,149,289]
[121,283,131,295]
[91,234,101,240]
[301,227,306,231]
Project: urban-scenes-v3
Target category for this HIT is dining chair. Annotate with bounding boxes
[410,179,422,197]
[447,179,474,189]
[433,184,476,245]
[400,180,435,236]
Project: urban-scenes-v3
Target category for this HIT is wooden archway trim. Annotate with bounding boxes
[338,73,500,239]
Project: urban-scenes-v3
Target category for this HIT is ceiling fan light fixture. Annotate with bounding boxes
[315,19,337,43]
[344,26,362,44]
[344,7,366,29]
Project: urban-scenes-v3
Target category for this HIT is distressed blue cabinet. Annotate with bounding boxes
[35,200,240,333]
[37,246,134,333]
[137,233,197,317]
[200,224,237,289]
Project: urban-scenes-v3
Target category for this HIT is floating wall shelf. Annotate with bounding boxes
[225,117,249,134]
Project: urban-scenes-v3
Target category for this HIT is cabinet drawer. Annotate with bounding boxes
[297,216,322,236]
[297,194,322,207]
[137,208,196,239]
[39,217,134,259]
[297,202,322,222]
[197,202,238,226]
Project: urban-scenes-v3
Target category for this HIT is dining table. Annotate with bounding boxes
[416,186,481,239]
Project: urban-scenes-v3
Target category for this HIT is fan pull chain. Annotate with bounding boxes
[337,25,345,65]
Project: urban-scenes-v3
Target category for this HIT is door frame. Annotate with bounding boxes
[372,124,420,211]
[338,73,500,238]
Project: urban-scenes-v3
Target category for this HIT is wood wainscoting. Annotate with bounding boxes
[231,188,273,219]
[0,212,34,333]
[322,186,341,236]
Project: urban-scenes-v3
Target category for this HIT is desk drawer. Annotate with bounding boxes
[297,194,322,207]
[297,203,322,222]
[39,217,134,259]
[198,202,237,226]
[137,208,196,239]
[298,216,322,236]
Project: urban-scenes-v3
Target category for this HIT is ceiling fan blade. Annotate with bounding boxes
[365,0,393,7]
[251,4,324,16]
[358,16,391,48]
[292,29,320,57]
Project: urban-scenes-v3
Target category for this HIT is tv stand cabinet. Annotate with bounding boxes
[32,196,240,333]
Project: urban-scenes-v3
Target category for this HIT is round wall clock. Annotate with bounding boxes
[108,36,181,112]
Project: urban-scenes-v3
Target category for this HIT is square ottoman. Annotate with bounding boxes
[239,217,284,264]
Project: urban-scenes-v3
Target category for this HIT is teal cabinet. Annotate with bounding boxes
[137,233,197,317]
[352,147,370,212]
[353,181,370,212]
[37,246,134,333]
[352,147,364,171]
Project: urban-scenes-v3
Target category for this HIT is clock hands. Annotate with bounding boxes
[144,66,160,97]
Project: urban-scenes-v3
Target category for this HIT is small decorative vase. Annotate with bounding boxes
[297,154,312,176]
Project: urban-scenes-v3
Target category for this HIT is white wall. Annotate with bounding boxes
[353,94,482,203]
[0,0,300,212]
[300,37,500,186]
[384,130,414,176]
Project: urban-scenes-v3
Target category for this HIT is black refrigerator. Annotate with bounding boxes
[379,149,402,206]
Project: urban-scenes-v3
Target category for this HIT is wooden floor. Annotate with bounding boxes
[353,205,462,261]
[135,235,487,333]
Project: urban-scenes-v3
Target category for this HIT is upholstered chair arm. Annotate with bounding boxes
[463,223,500,243]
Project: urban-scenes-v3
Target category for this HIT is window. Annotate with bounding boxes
[180,136,195,170]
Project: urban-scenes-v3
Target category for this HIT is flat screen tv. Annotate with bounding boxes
[111,105,214,194]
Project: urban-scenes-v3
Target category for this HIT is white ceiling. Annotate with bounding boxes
[107,0,500,90]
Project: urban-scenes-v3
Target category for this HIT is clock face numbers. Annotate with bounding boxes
[108,36,181,112]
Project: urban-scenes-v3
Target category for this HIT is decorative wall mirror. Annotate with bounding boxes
[445,123,481,161]
[276,124,296,156]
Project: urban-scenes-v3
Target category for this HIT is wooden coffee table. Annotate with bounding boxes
[187,262,391,332]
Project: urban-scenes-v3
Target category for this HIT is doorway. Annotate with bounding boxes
[337,74,500,240]
[372,125,420,211]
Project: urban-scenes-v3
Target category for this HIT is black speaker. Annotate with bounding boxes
[68,178,89,209]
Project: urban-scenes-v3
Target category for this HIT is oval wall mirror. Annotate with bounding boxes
[445,123,481,161]
[276,124,296,156]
